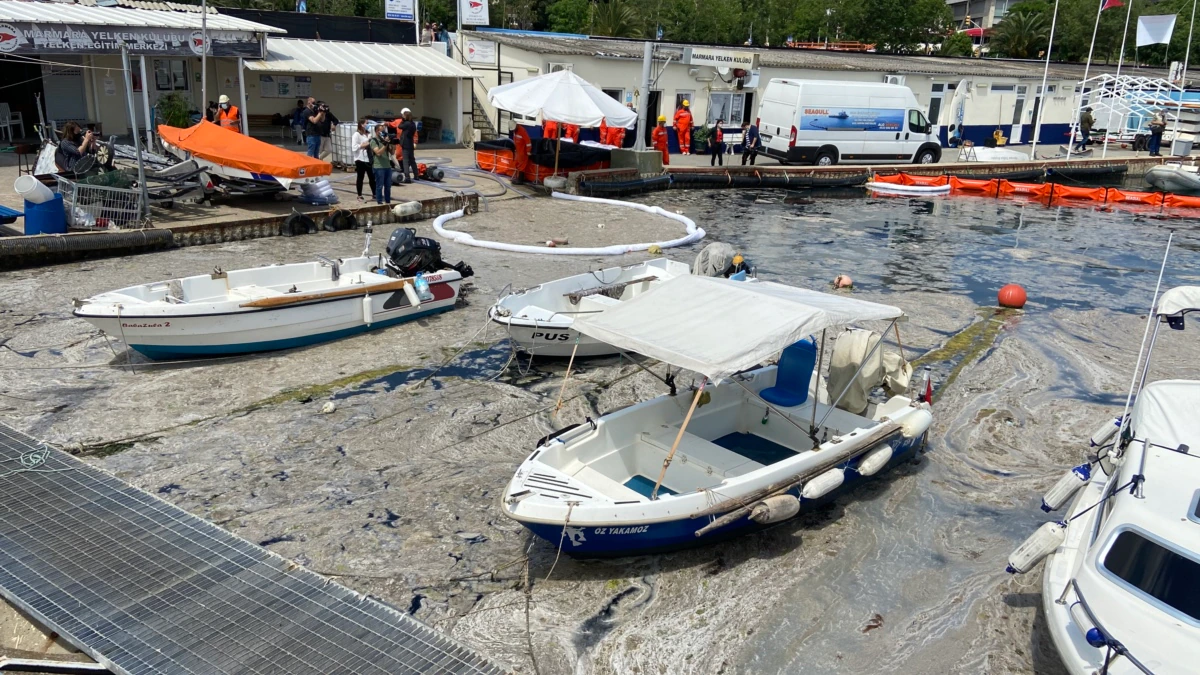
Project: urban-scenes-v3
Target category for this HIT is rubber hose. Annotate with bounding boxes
[0,229,173,256]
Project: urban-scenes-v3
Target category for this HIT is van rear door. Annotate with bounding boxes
[759,81,800,160]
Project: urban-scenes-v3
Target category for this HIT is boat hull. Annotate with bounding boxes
[492,319,620,358]
[514,434,923,557]
[76,279,459,360]
[1145,165,1200,194]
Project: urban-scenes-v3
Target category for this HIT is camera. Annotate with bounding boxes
[317,101,330,113]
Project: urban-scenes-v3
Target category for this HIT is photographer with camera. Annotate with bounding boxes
[55,121,98,173]
[302,96,325,159]
[369,123,393,204]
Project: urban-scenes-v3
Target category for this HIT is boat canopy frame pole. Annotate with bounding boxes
[1174,0,1198,146]
[138,56,152,149]
[651,378,707,500]
[1104,0,1137,158]
[810,329,827,436]
[816,318,899,431]
[1030,0,1061,160]
[1115,232,1173,458]
[1067,0,1106,163]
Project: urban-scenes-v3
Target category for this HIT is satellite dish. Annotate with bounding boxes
[717,66,731,77]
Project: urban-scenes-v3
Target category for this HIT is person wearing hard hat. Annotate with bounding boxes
[673,99,693,155]
[652,115,670,165]
[216,94,241,132]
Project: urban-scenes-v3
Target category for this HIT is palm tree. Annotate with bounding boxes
[591,0,642,38]
[990,11,1049,59]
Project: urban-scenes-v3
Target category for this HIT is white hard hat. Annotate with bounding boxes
[401,108,411,115]
[218,94,230,104]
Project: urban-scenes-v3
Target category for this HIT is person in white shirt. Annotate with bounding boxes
[352,119,376,201]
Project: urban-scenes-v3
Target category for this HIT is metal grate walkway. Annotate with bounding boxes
[0,423,507,675]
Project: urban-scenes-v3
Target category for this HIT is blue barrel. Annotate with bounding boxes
[24,194,66,235]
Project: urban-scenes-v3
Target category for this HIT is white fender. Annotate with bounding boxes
[856,444,894,477]
[362,294,373,325]
[1090,416,1122,448]
[403,282,421,308]
[801,468,845,500]
[1040,463,1091,512]
[393,201,421,217]
[749,495,801,524]
[900,408,933,439]
[1006,521,1067,574]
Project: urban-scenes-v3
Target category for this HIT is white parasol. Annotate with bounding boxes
[488,70,637,174]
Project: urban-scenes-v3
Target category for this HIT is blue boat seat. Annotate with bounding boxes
[759,339,817,408]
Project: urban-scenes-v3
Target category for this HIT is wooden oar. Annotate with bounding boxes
[238,278,411,309]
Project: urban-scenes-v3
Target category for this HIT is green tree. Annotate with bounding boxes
[990,10,1050,58]
[939,31,974,57]
[1004,0,1052,19]
[548,0,591,33]
[591,0,642,37]
[840,0,952,53]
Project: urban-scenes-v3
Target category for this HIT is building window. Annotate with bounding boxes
[991,84,1016,92]
[153,59,189,91]
[602,88,623,102]
[675,90,694,111]
[708,92,746,126]
[548,62,573,73]
[363,76,416,100]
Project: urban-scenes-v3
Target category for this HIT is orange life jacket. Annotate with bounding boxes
[217,105,240,130]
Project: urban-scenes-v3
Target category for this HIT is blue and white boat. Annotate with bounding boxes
[501,275,933,557]
[1008,285,1200,675]
[73,228,471,359]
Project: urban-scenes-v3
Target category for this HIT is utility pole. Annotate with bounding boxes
[200,0,207,111]
[633,41,652,151]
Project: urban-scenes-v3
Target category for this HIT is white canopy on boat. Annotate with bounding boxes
[1130,380,1200,453]
[1157,285,1200,318]
[487,70,638,128]
[573,276,904,382]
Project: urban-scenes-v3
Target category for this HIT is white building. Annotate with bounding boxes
[462,30,1166,154]
[0,1,473,145]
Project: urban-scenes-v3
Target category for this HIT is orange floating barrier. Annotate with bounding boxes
[1048,184,1106,201]
[901,173,949,187]
[872,173,907,185]
[948,176,1000,193]
[998,180,1051,197]
[1106,189,1164,206]
[1163,193,1200,208]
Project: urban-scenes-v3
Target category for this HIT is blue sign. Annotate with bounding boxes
[800,107,904,132]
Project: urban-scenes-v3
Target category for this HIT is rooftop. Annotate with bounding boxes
[0,0,285,33]
[464,30,1171,81]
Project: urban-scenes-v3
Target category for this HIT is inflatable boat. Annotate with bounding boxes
[1145,164,1200,194]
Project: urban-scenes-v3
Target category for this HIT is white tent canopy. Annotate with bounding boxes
[1157,286,1200,318]
[487,70,637,128]
[573,276,904,382]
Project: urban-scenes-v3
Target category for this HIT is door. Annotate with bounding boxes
[928,83,946,138]
[1010,85,1028,143]
[41,58,88,127]
[856,96,901,160]
[906,109,931,157]
[1028,85,1045,144]
[642,90,661,146]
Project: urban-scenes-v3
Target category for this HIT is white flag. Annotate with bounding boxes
[1137,14,1177,47]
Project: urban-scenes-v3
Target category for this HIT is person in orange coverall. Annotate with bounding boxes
[673,99,693,155]
[543,120,560,140]
[652,115,669,165]
[563,123,580,142]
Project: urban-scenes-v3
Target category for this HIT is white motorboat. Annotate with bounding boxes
[73,227,472,360]
[865,182,951,195]
[1008,285,1200,675]
[487,258,692,357]
[1145,163,1200,194]
[501,275,933,556]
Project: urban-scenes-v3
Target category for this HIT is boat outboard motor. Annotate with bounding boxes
[385,227,474,279]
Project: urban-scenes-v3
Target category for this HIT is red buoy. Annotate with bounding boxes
[998,284,1027,309]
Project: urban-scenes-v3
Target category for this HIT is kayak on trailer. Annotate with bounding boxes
[73,227,473,360]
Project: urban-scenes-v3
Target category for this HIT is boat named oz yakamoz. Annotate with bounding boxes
[1007,286,1200,675]
[73,227,473,360]
[501,275,934,557]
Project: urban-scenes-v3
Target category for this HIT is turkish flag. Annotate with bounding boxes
[1102,0,1123,10]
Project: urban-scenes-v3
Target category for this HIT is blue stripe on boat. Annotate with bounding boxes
[130,306,453,360]
[518,435,924,557]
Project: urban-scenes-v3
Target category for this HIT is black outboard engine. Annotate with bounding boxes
[385,227,474,279]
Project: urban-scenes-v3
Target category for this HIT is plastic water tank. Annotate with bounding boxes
[24,194,66,235]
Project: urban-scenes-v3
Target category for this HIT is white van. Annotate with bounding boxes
[757,79,940,166]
